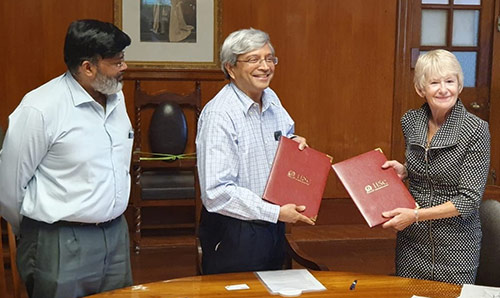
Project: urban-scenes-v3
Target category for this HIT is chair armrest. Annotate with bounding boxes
[7,223,21,298]
[284,233,330,271]
[195,236,203,275]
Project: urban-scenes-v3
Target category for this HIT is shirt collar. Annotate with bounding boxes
[229,82,279,115]
[64,71,120,108]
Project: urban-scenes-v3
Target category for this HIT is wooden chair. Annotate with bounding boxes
[475,185,500,286]
[0,125,4,147]
[131,80,202,253]
[0,218,21,298]
[0,126,21,297]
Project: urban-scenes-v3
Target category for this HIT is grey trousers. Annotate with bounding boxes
[16,215,133,298]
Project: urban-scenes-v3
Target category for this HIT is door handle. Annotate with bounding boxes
[470,102,481,109]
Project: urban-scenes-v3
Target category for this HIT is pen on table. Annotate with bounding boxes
[349,280,357,290]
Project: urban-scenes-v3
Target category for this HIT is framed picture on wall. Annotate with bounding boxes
[114,0,221,70]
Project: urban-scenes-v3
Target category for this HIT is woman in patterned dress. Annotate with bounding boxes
[381,49,490,284]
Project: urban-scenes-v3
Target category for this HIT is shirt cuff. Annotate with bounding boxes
[260,202,281,223]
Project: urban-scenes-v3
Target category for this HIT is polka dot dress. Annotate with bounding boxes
[397,100,490,285]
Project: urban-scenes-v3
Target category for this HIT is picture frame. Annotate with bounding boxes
[114,0,221,70]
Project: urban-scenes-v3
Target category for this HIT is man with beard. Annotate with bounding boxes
[0,20,133,298]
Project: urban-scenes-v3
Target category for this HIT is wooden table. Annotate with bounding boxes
[89,271,461,298]
[87,271,462,297]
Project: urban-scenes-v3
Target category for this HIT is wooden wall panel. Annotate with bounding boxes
[0,0,114,130]
[489,0,500,184]
[2,0,398,199]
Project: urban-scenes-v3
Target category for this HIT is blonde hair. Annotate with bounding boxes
[414,49,464,93]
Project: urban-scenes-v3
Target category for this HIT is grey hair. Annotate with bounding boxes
[220,28,275,79]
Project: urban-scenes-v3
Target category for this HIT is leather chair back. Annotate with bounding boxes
[476,199,500,286]
[149,101,188,155]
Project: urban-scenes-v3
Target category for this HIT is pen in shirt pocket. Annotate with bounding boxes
[128,129,134,139]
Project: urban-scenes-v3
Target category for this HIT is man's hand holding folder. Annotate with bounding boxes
[277,136,315,225]
[278,204,315,225]
[263,137,333,224]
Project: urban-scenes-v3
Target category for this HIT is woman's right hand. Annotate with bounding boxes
[382,208,416,231]
[381,160,407,180]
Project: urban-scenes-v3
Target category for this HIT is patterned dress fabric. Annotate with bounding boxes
[396,99,490,284]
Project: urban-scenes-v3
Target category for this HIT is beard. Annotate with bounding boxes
[91,70,123,95]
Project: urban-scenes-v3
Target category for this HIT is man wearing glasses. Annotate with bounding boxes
[196,28,315,274]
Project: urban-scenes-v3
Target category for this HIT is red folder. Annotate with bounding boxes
[263,137,332,221]
[332,149,416,227]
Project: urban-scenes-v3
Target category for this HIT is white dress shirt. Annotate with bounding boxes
[0,72,133,234]
[196,83,295,223]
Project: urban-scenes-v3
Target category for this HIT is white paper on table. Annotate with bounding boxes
[255,269,326,296]
[458,284,500,297]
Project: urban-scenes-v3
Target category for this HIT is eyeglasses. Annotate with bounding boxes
[103,52,126,69]
[236,56,278,66]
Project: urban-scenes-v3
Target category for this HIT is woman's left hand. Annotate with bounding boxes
[381,160,407,180]
[381,208,416,231]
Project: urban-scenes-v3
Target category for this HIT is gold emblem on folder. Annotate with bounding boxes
[287,170,311,186]
[365,179,389,194]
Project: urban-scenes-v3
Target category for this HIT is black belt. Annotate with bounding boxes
[54,219,116,227]
[24,216,118,228]
[201,207,271,227]
[249,220,271,226]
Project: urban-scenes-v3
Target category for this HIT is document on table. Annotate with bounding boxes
[255,269,326,296]
[458,284,500,297]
